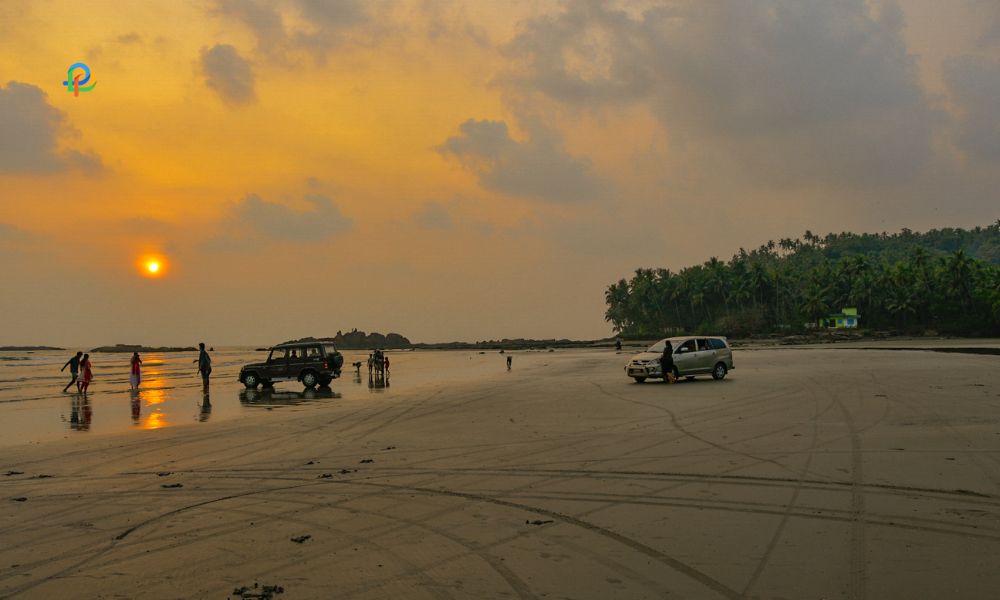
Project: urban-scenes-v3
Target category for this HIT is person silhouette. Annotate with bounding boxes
[61,351,83,392]
[194,343,212,386]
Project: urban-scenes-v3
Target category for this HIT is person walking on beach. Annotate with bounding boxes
[660,341,675,384]
[78,353,93,393]
[61,351,83,392]
[506,355,512,370]
[129,352,142,390]
[194,343,212,386]
[384,354,390,376]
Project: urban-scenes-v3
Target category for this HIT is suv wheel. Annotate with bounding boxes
[712,363,728,380]
[301,370,319,389]
[244,373,260,389]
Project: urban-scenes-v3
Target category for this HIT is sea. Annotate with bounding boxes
[0,347,536,446]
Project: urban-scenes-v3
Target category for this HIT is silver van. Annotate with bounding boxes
[625,336,734,383]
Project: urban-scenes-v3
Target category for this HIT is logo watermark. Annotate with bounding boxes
[62,63,96,97]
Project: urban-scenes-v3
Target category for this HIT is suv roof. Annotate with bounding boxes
[272,342,331,349]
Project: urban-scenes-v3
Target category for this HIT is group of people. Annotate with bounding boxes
[59,342,213,393]
[367,350,390,376]
[60,351,93,393]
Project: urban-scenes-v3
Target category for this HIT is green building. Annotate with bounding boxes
[820,308,860,329]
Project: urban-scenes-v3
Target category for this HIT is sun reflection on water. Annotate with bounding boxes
[138,376,170,430]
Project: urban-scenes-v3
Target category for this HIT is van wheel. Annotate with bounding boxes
[633,377,646,383]
[301,370,319,389]
[244,373,260,389]
[712,363,728,380]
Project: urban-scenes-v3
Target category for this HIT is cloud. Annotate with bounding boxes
[0,81,104,174]
[438,119,606,202]
[945,56,1000,162]
[200,44,256,105]
[0,222,32,241]
[412,201,453,230]
[500,0,938,188]
[116,32,143,44]
[212,0,370,61]
[210,194,353,248]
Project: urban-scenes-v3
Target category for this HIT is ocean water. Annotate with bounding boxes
[0,347,540,446]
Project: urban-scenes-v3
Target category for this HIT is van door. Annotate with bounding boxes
[673,339,698,375]
[695,338,715,372]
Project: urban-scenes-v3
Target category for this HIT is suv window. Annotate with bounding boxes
[709,338,728,350]
[697,339,711,351]
[323,345,337,356]
[269,348,287,362]
[306,346,322,358]
[677,339,696,353]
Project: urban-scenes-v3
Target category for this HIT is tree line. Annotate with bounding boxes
[605,223,1000,338]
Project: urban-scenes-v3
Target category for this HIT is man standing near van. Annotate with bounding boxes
[61,351,83,392]
[194,343,212,386]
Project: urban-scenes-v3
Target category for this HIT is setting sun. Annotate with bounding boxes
[137,255,167,278]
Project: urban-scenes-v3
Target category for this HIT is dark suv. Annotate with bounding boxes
[239,342,344,389]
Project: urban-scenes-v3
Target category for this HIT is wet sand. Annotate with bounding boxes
[2,346,1000,599]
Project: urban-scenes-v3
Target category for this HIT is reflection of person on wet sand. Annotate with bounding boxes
[70,393,92,431]
[199,391,212,422]
[129,352,142,390]
[61,351,83,393]
[130,389,140,424]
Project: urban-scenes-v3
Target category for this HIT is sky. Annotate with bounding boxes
[0,0,999,347]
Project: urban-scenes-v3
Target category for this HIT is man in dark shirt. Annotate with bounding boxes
[61,351,83,392]
[194,343,212,386]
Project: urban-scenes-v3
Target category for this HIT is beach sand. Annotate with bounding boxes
[2,346,1000,599]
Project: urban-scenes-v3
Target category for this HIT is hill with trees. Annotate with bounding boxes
[604,222,1000,338]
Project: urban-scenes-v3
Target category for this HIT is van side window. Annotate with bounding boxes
[697,339,710,351]
[678,339,696,353]
[709,339,727,350]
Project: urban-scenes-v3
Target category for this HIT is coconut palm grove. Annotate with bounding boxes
[604,223,1000,338]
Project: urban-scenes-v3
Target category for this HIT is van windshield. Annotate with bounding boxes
[647,341,666,353]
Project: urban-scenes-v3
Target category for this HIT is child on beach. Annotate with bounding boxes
[130,352,142,390]
[78,353,93,393]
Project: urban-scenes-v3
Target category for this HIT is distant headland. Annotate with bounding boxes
[0,346,65,351]
[284,329,617,351]
[90,344,198,353]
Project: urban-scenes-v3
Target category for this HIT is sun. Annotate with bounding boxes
[137,255,168,278]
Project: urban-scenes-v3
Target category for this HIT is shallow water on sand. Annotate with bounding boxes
[0,347,537,446]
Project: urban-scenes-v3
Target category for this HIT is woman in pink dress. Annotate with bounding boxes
[130,352,142,390]
[78,353,93,393]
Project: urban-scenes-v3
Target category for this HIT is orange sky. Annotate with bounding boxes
[1,0,998,346]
